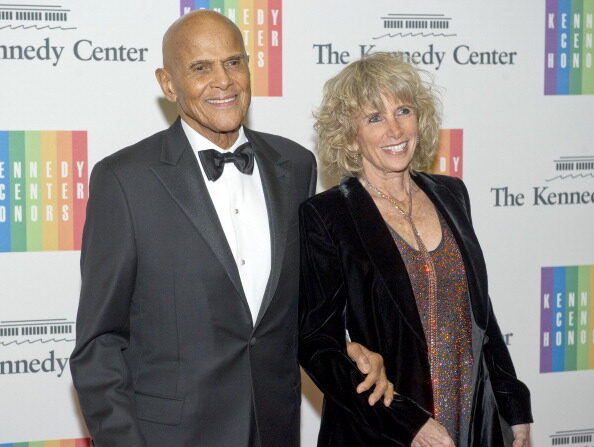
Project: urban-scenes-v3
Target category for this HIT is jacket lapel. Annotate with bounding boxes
[413,173,488,329]
[341,177,428,347]
[150,118,246,304]
[245,128,292,329]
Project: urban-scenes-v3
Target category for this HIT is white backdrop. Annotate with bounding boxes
[1,1,593,446]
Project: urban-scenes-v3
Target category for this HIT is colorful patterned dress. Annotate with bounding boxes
[388,212,474,443]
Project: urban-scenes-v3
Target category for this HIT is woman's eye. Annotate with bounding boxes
[368,114,381,123]
[398,107,412,116]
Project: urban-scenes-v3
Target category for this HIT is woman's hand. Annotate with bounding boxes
[511,424,531,447]
[346,341,395,406]
[411,418,455,447]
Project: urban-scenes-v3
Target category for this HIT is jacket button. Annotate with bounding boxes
[250,337,257,346]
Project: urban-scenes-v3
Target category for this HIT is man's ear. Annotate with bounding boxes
[155,68,177,102]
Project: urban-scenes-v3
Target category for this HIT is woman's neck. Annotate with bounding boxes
[360,168,414,202]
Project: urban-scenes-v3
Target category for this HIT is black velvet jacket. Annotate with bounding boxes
[298,174,532,447]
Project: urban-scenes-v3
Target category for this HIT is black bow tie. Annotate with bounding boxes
[198,142,255,181]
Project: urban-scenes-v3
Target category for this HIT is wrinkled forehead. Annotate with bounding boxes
[163,13,245,64]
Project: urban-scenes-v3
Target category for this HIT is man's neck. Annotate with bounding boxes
[181,119,246,153]
[180,116,240,149]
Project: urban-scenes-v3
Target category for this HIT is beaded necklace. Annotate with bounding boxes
[363,177,441,418]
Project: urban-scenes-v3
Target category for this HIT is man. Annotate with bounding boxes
[70,10,392,447]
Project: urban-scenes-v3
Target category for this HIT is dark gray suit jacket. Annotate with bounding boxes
[70,118,317,447]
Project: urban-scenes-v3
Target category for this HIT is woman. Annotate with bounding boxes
[299,53,532,447]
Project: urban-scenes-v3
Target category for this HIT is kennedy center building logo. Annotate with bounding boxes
[547,154,594,181]
[549,428,594,446]
[0,318,75,345]
[545,0,594,95]
[180,0,283,97]
[540,265,594,373]
[430,129,463,178]
[0,131,88,252]
[378,13,456,38]
[0,3,75,30]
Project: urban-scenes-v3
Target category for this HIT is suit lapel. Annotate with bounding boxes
[150,118,246,304]
[245,129,292,329]
[413,173,488,329]
[341,177,428,346]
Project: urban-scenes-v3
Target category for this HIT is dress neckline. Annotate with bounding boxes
[385,211,445,254]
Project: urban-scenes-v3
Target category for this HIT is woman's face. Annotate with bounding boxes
[355,95,418,178]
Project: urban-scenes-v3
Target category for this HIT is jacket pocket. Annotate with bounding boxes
[135,392,184,425]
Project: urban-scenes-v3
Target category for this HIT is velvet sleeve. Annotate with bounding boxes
[307,151,318,198]
[483,300,533,425]
[298,200,431,446]
[453,177,533,426]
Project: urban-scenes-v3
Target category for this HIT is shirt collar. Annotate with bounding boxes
[180,119,248,154]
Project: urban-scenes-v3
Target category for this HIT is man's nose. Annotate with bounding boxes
[210,63,232,89]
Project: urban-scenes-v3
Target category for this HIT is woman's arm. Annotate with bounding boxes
[299,200,431,445]
[454,176,533,427]
[483,300,533,425]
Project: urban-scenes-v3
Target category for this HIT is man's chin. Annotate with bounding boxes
[202,117,244,135]
[181,117,240,136]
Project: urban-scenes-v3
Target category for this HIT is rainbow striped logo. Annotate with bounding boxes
[0,439,90,447]
[540,265,594,373]
[430,129,463,178]
[179,0,283,96]
[545,0,594,95]
[0,131,88,252]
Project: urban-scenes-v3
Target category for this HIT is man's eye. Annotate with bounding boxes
[193,64,206,71]
[225,58,244,69]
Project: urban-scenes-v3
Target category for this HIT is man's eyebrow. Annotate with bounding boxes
[189,54,246,68]
[189,59,212,69]
[224,53,247,62]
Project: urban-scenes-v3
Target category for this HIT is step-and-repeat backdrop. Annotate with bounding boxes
[1,1,593,446]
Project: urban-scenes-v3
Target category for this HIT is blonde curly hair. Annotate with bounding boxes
[315,52,441,178]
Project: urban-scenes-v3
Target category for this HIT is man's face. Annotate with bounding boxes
[157,16,251,147]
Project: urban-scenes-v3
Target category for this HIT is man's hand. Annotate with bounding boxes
[346,342,394,407]
[411,418,455,447]
[511,424,531,447]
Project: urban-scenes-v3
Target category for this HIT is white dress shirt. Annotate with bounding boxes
[181,120,271,324]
